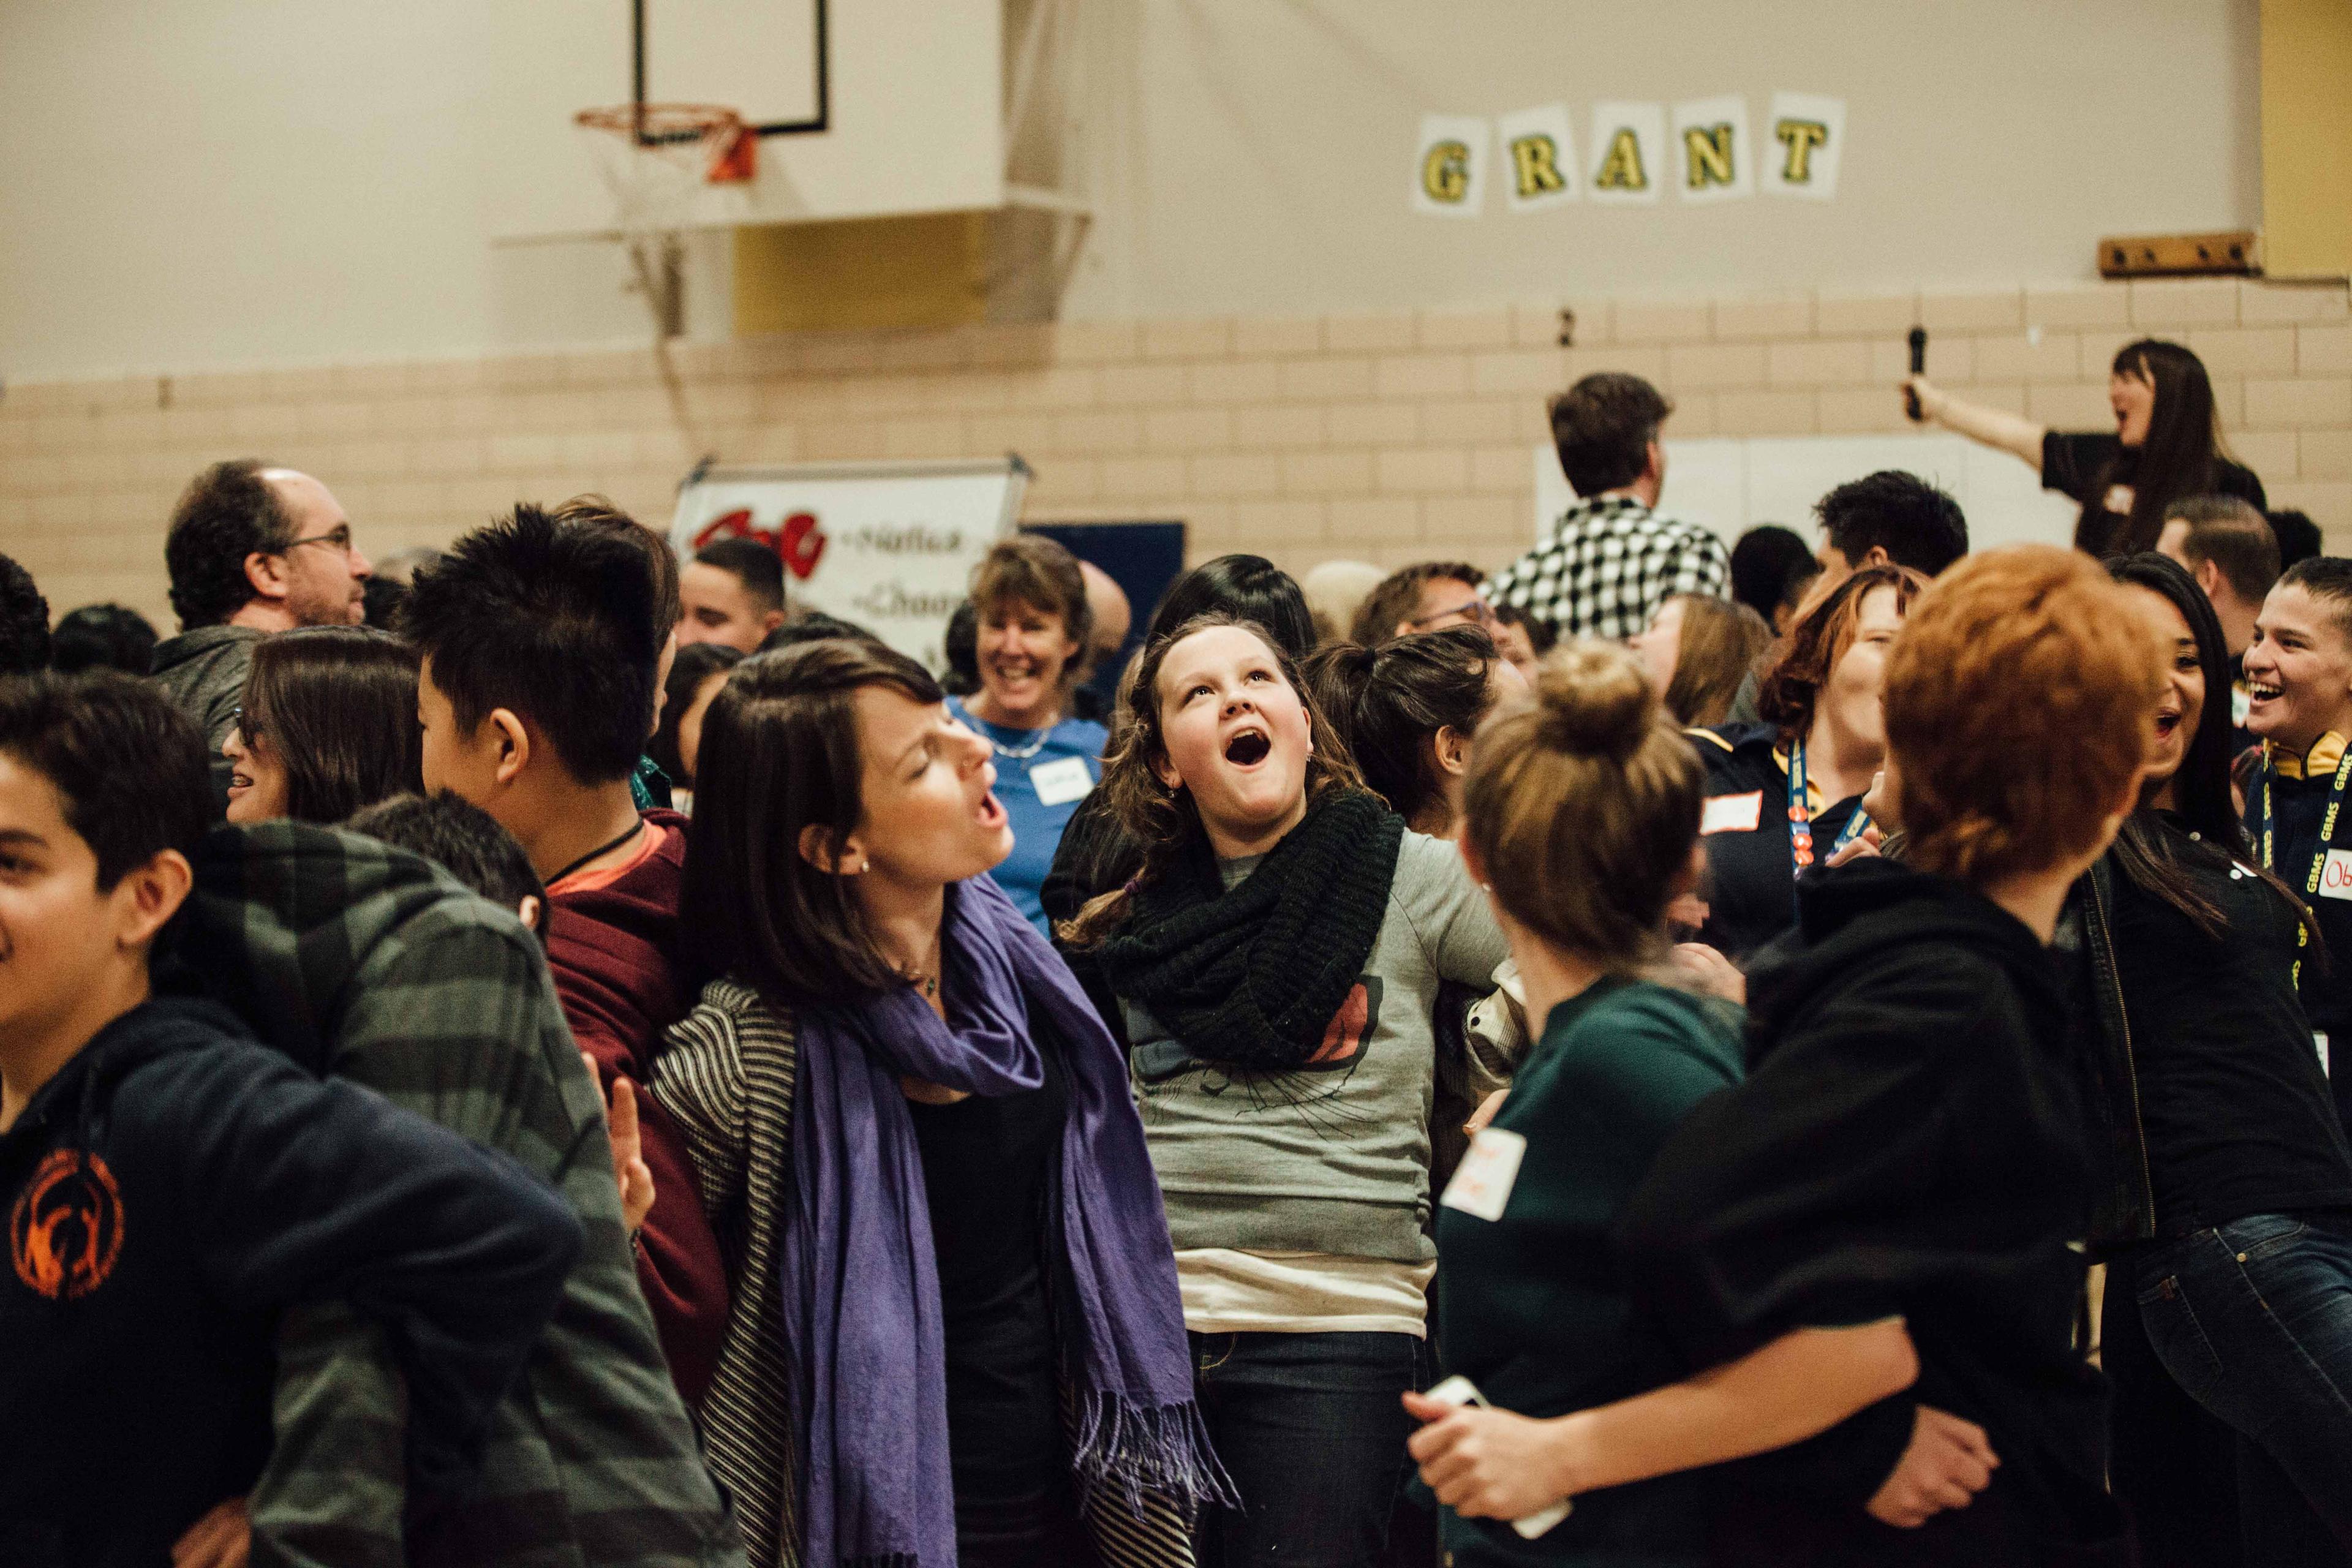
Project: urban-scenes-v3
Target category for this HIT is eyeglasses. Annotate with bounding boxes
[229,706,262,745]
[1404,597,1497,630]
[278,524,354,556]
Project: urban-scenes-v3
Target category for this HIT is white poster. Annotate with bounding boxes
[1671,95,1754,202]
[1496,104,1578,213]
[1586,102,1664,205]
[1765,92,1847,200]
[1412,115,1490,216]
[668,458,1027,670]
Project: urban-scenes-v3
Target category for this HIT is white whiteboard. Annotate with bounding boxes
[1532,434,2079,554]
[668,459,1025,672]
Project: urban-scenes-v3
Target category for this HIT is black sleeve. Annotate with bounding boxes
[1042,790,1125,927]
[2040,431,2116,502]
[135,1041,585,1492]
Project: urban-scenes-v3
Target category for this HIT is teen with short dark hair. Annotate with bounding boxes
[1728,525,1819,636]
[347,790,549,937]
[1490,372,1730,641]
[2156,493,2280,658]
[2243,555,2352,1130]
[951,534,1109,933]
[401,499,729,1404]
[1910,339,2266,558]
[2081,554,2352,1562]
[680,538,788,654]
[0,552,50,675]
[1069,613,1513,1567]
[0,673,582,1568]
[1814,470,1970,582]
[222,625,422,824]
[154,460,374,812]
[2270,508,2323,571]
[1349,561,1493,647]
[50,602,157,676]
[662,638,1224,1567]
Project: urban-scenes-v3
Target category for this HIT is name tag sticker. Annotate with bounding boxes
[2233,682,2252,728]
[1028,755,1095,807]
[2318,1033,2331,1077]
[1440,1126,1528,1223]
[2320,848,2352,902]
[1701,791,1763,835]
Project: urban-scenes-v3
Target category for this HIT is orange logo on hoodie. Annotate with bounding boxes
[10,1148,125,1300]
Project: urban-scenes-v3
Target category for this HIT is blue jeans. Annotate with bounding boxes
[2133,1210,2352,1563]
[1188,1330,1423,1568]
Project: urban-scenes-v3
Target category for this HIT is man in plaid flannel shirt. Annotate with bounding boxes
[1488,372,1730,643]
[168,820,743,1568]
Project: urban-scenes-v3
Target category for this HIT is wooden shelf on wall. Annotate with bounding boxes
[2097,230,2263,279]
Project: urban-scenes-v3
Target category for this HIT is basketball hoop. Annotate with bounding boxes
[575,104,755,337]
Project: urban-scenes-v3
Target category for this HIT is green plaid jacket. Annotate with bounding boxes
[172,822,742,1568]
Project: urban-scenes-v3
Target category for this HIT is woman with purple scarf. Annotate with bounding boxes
[655,636,1228,1568]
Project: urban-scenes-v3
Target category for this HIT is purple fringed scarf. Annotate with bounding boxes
[783,874,1231,1568]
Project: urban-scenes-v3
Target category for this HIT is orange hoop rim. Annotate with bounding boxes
[575,102,745,143]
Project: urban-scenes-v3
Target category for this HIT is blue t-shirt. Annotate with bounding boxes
[948,696,1109,936]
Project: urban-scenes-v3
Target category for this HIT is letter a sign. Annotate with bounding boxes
[1413,115,1490,217]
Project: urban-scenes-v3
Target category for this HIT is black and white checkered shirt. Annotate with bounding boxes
[1488,494,1731,643]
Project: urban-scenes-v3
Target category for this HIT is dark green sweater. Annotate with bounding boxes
[1433,975,1743,1567]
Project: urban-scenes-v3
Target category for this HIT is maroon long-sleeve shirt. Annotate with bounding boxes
[543,810,726,1407]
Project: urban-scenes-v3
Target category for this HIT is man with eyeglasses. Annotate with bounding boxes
[1347,559,1497,647]
[152,459,373,813]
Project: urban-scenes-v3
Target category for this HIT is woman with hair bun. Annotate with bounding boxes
[1303,625,1525,839]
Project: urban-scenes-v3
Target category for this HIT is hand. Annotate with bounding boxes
[172,1498,250,1568]
[585,1052,656,1235]
[1902,375,1948,423]
[1826,827,1883,868]
[1403,1392,1577,1521]
[1866,1405,1999,1528]
[1670,943,1746,1005]
[1464,1087,1510,1137]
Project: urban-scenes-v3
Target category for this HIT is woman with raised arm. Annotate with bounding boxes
[1065,612,1512,1568]
[1906,338,2265,558]
[655,638,1225,1568]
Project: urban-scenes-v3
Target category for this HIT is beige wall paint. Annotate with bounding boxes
[6,278,2343,633]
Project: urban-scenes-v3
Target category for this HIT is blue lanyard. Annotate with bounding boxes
[2255,741,2352,987]
[1787,736,1871,908]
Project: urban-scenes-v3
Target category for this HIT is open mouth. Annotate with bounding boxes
[2154,710,2182,740]
[228,770,254,791]
[976,791,1006,829]
[2249,681,2284,704]
[1224,728,1272,766]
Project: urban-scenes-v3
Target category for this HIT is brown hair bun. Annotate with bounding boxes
[1531,641,1654,763]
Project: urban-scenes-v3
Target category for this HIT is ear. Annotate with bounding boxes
[516,894,541,932]
[1431,725,1471,779]
[2195,559,2227,599]
[243,549,290,605]
[761,607,787,637]
[485,709,531,788]
[1643,439,1666,485]
[1861,545,1893,569]
[1151,747,1183,794]
[797,823,866,876]
[113,848,194,951]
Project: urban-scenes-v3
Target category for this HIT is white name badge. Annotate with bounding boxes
[1440,1126,1528,1223]
[2233,682,2252,728]
[2319,848,2352,902]
[1701,791,1763,835]
[2317,1032,2331,1077]
[1028,755,1095,807]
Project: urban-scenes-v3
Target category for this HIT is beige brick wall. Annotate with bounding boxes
[3,279,2348,630]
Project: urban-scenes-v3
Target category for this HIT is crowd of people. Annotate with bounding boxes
[3,339,2350,1568]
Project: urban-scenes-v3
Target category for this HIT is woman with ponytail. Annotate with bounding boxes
[1066,612,1513,1568]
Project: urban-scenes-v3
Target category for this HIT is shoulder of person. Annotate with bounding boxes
[681,975,793,1041]
[1391,827,1474,896]
[1056,714,1110,748]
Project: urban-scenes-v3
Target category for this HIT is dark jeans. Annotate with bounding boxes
[1189,1330,1423,1568]
[2132,1210,2352,1564]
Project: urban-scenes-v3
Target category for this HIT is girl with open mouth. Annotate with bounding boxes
[1067,613,1516,1567]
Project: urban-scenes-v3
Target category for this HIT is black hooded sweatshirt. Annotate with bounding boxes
[1620,859,2125,1566]
[0,996,582,1568]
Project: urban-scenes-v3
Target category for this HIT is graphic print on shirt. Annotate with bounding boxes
[1130,976,1386,1091]
[9,1148,126,1300]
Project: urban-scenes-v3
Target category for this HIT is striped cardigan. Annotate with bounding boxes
[655,977,1197,1568]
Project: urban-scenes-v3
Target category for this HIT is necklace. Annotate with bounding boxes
[905,971,941,999]
[959,696,1053,760]
[545,818,646,888]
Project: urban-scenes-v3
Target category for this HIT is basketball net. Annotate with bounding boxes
[575,104,755,338]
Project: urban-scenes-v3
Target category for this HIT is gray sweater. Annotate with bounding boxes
[1122,830,1511,1264]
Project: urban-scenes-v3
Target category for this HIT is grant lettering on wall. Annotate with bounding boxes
[1412,91,1847,215]
[1413,115,1490,217]
[1766,92,1845,200]
[1587,102,1665,206]
[1496,104,1578,213]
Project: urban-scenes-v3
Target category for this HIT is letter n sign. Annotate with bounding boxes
[1672,95,1754,202]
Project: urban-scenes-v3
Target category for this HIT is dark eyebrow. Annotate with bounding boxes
[0,828,48,850]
